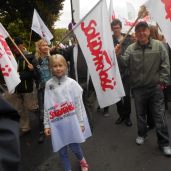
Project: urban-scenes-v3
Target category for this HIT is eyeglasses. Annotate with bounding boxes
[112,27,121,31]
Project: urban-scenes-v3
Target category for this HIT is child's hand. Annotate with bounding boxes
[81,126,85,132]
[44,128,51,136]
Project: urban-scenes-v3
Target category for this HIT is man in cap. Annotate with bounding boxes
[115,22,171,155]
[11,37,38,136]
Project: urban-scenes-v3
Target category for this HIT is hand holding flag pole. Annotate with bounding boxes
[119,5,147,46]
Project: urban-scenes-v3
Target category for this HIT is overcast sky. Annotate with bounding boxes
[54,0,147,29]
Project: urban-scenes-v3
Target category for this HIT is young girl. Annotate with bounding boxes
[44,54,91,171]
[32,39,51,143]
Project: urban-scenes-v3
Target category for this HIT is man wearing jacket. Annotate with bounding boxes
[110,19,132,126]
[11,37,38,136]
[115,22,171,156]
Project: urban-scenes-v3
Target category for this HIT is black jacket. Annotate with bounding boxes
[0,96,20,171]
[113,33,131,78]
[14,51,35,93]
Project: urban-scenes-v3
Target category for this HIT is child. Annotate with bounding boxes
[44,54,91,171]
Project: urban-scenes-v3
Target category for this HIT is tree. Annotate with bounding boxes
[0,0,65,51]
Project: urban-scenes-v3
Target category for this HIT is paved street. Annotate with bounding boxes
[2,88,171,171]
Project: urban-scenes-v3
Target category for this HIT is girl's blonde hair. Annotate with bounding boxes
[35,39,50,61]
[149,25,161,40]
[50,54,67,68]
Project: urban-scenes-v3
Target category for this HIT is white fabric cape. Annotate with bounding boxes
[44,78,91,152]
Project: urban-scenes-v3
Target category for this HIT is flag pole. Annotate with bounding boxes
[55,30,73,48]
[8,36,31,65]
[119,6,147,46]
[28,29,32,51]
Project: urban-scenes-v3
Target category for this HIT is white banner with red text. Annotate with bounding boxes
[73,0,125,108]
[145,0,171,48]
[0,33,20,93]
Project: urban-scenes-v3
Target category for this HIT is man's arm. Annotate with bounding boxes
[115,44,131,69]
[159,43,170,85]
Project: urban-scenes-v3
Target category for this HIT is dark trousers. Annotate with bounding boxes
[146,104,155,128]
[0,117,20,171]
[37,88,44,133]
[82,89,96,128]
[132,86,170,147]
[116,75,131,118]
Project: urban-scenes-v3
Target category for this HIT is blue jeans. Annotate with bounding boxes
[59,143,83,171]
[132,85,169,147]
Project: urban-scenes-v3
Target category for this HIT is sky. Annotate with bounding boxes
[54,0,147,29]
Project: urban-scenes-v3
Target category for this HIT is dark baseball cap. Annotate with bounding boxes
[11,37,24,45]
[135,22,149,31]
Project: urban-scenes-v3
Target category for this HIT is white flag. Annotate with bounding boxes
[126,2,135,21]
[31,9,53,44]
[73,0,125,108]
[109,0,115,23]
[0,33,21,94]
[0,23,9,39]
[145,0,171,47]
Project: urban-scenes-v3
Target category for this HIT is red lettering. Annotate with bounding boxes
[0,35,12,61]
[81,20,115,91]
[49,111,53,119]
[49,101,75,120]
[161,0,171,21]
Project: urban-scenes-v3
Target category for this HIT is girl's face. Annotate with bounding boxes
[39,42,48,54]
[51,61,67,79]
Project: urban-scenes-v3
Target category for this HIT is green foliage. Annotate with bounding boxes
[0,0,65,52]
[52,28,69,46]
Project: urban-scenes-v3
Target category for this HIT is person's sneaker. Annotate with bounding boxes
[162,146,171,156]
[115,116,125,124]
[102,110,109,117]
[97,106,103,112]
[125,118,132,126]
[38,132,45,143]
[78,157,89,171]
[136,136,148,145]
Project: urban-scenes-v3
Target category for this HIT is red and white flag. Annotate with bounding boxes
[73,0,125,108]
[109,0,115,23]
[31,9,53,45]
[0,33,21,94]
[145,0,171,47]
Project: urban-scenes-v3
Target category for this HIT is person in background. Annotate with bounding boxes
[32,39,52,143]
[131,33,138,43]
[11,37,38,137]
[111,19,132,126]
[0,89,20,171]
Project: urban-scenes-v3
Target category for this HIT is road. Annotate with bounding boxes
[2,88,171,171]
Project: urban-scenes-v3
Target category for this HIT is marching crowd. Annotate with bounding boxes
[1,19,171,171]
